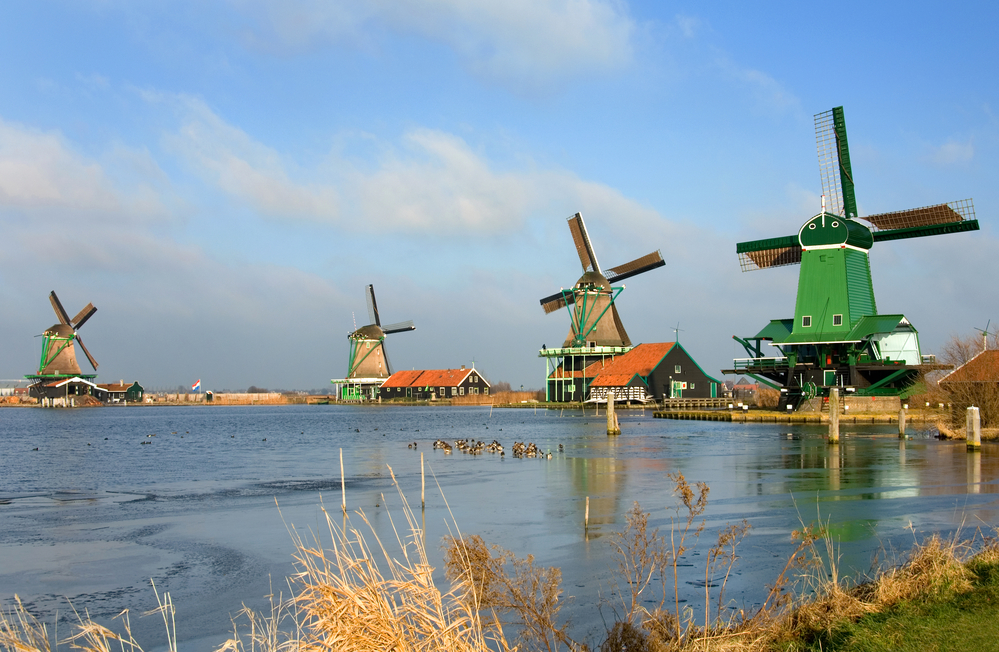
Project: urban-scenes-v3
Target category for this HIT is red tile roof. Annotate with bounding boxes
[591,342,676,378]
[413,369,475,387]
[381,368,485,388]
[381,370,424,388]
[548,360,607,379]
[590,373,646,388]
[940,350,999,384]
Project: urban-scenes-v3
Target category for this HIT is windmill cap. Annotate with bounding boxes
[349,324,384,340]
[574,271,611,290]
[44,323,75,337]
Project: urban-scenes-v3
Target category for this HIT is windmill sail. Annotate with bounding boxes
[736,235,801,271]
[366,284,380,326]
[382,320,416,334]
[567,213,600,274]
[605,250,666,283]
[815,107,857,219]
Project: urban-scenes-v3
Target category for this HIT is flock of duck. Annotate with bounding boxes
[431,438,564,459]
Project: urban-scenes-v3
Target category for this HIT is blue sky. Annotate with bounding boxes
[1,1,996,391]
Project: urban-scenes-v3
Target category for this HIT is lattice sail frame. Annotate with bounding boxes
[816,109,849,218]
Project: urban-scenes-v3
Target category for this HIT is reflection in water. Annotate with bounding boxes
[2,407,999,649]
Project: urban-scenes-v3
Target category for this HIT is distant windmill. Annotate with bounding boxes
[33,291,99,378]
[727,106,979,408]
[540,212,665,348]
[974,320,996,352]
[346,285,415,380]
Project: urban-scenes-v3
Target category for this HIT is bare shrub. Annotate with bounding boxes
[754,387,780,409]
[443,535,574,652]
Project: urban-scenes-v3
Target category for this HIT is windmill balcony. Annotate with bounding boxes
[733,356,789,370]
[540,345,631,357]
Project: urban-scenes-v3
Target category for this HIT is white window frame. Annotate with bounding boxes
[802,315,812,327]
[833,314,843,326]
[675,365,681,373]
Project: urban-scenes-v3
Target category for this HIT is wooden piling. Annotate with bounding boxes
[828,388,840,444]
[898,408,907,438]
[585,496,590,531]
[340,448,346,513]
[967,406,982,450]
[607,392,621,435]
[421,451,425,509]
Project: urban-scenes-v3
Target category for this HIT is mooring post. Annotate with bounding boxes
[967,406,982,450]
[607,391,621,435]
[421,451,425,510]
[828,388,840,444]
[898,408,907,438]
[340,448,347,513]
[585,496,590,531]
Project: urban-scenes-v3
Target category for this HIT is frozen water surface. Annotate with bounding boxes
[1,405,997,649]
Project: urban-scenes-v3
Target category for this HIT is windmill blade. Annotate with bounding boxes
[72,303,97,329]
[567,213,601,274]
[605,251,666,283]
[382,320,415,334]
[383,345,394,376]
[815,107,857,219]
[49,291,71,325]
[736,235,801,272]
[540,290,576,315]
[862,199,975,232]
[365,285,380,326]
[75,335,99,370]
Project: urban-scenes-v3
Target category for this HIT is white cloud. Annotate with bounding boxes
[0,117,168,222]
[929,138,974,166]
[165,97,339,221]
[233,0,634,91]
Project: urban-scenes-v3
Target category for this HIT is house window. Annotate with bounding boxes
[833,314,843,326]
[366,342,371,349]
[484,388,489,395]
[459,387,464,395]
[473,387,479,395]
[675,365,681,373]
[440,387,445,395]
[802,316,812,327]
[690,382,696,390]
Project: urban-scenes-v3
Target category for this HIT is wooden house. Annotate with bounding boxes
[381,365,490,401]
[586,342,722,403]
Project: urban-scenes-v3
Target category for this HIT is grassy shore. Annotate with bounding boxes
[3,472,997,652]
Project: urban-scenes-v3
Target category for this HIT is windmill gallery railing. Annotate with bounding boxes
[732,356,788,370]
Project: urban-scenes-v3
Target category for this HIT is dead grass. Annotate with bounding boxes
[4,476,998,652]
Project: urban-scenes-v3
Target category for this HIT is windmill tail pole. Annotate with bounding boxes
[607,391,621,436]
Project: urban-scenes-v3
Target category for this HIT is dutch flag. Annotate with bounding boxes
[192,379,201,392]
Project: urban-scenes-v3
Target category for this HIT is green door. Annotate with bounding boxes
[823,370,836,386]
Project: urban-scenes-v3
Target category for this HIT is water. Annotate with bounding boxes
[1,405,997,650]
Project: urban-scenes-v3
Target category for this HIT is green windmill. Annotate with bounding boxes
[725,107,979,409]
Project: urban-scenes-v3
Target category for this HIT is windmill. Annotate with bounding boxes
[31,291,99,378]
[540,212,665,348]
[539,212,665,401]
[725,107,979,409]
[974,320,996,352]
[334,285,415,400]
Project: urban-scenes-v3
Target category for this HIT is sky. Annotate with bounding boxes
[1,1,997,391]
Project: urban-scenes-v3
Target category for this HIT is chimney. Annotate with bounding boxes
[461,365,465,370]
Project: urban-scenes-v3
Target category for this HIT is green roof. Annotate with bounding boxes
[754,319,794,342]
[780,314,910,345]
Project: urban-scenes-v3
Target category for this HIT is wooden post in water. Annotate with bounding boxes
[828,388,840,444]
[421,452,425,510]
[340,448,346,513]
[967,406,982,450]
[898,408,907,438]
[607,392,621,435]
[585,496,590,531]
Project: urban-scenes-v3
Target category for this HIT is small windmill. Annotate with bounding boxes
[727,107,979,407]
[30,291,99,378]
[540,212,665,348]
[345,285,414,381]
[974,320,996,352]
